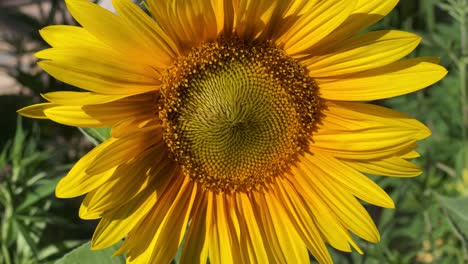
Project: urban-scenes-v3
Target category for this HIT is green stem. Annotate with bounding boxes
[459,0,468,180]
[1,244,12,264]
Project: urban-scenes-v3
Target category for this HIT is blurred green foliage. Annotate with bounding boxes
[0,118,83,264]
[0,0,467,263]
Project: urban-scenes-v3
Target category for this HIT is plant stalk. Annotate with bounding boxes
[459,0,468,182]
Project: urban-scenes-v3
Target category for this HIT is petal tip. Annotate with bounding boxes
[55,177,77,198]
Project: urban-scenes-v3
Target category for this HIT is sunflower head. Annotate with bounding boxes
[18,0,447,263]
[159,37,320,192]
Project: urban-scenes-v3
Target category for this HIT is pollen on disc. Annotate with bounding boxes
[159,37,320,192]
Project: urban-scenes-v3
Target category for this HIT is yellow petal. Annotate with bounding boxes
[86,127,160,175]
[252,190,310,263]
[234,193,271,263]
[124,178,196,264]
[208,193,243,264]
[17,103,57,119]
[288,168,363,253]
[311,101,431,159]
[305,152,395,208]
[36,52,160,95]
[91,192,157,250]
[90,164,177,250]
[273,178,334,263]
[110,117,158,139]
[401,150,421,159]
[290,174,351,252]
[43,98,154,128]
[317,57,448,101]
[295,159,380,243]
[234,0,284,41]
[42,92,128,105]
[306,30,421,77]
[321,101,431,135]
[79,197,101,220]
[280,0,357,55]
[257,0,318,41]
[307,0,399,55]
[112,0,179,65]
[342,156,423,177]
[147,0,222,49]
[317,176,381,243]
[64,0,167,68]
[81,142,170,216]
[39,25,102,48]
[113,172,184,255]
[179,190,209,264]
[55,139,117,198]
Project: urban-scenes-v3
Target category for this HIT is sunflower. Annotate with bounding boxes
[19,0,447,263]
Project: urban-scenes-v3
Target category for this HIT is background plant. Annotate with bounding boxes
[0,118,83,264]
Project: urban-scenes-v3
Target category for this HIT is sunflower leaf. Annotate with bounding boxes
[54,241,124,264]
[435,194,468,238]
[79,127,111,145]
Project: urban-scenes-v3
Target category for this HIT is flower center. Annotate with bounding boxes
[159,37,320,192]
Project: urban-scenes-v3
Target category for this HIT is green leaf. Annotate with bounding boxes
[436,195,468,221]
[0,140,11,171]
[11,116,25,163]
[15,220,39,257]
[54,241,125,264]
[436,194,468,237]
[38,240,82,261]
[16,178,60,212]
[79,127,111,146]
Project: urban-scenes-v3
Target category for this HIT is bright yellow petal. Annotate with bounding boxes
[311,101,431,160]
[55,139,117,198]
[234,0,288,41]
[17,103,58,119]
[36,51,160,95]
[234,193,271,263]
[283,174,351,252]
[81,142,170,217]
[307,0,399,55]
[304,152,395,208]
[273,178,333,264]
[317,176,381,243]
[320,101,431,135]
[317,57,448,101]
[342,156,423,177]
[147,0,222,49]
[280,0,357,55]
[116,175,186,256]
[124,178,196,264]
[110,117,158,138]
[295,158,380,243]
[258,0,316,41]
[90,164,177,250]
[39,25,102,48]
[252,190,310,264]
[207,193,243,264]
[179,190,209,264]
[43,97,154,128]
[42,92,128,105]
[78,199,100,220]
[401,150,421,159]
[85,127,161,175]
[288,167,363,253]
[306,30,420,77]
[64,0,168,68]
[112,0,179,65]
